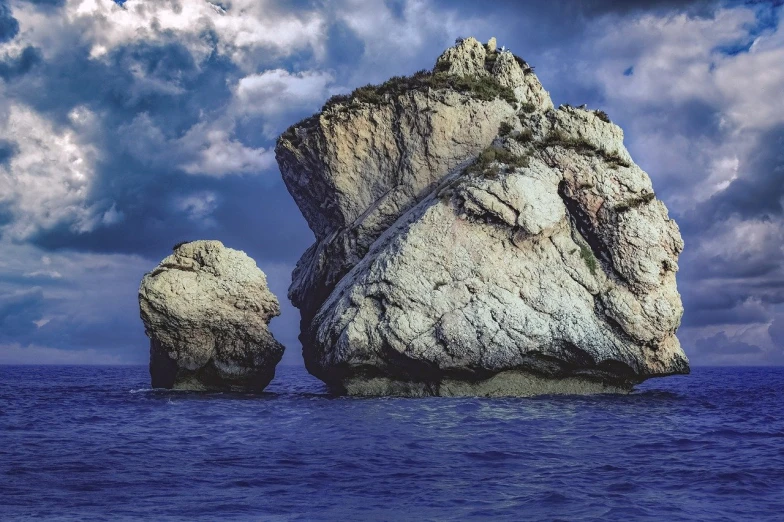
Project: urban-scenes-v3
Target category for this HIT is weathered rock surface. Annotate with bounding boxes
[139,240,284,392]
[276,37,688,396]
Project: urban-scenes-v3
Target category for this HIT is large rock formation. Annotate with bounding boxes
[276,37,689,396]
[139,240,285,392]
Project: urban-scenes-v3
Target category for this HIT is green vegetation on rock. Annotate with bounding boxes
[540,130,632,168]
[614,192,656,213]
[468,145,530,177]
[513,128,534,144]
[580,244,598,275]
[321,69,517,112]
[519,102,537,114]
[594,110,611,123]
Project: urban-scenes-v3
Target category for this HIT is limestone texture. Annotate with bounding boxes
[276,37,689,396]
[139,240,284,392]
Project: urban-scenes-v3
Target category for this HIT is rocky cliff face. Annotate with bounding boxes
[139,240,284,392]
[276,37,688,396]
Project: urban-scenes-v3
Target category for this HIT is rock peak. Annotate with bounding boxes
[434,36,553,111]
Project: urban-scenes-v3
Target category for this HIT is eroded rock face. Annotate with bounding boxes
[139,240,284,392]
[276,37,688,396]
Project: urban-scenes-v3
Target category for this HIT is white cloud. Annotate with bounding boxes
[587,7,784,133]
[175,190,219,225]
[101,202,124,225]
[564,6,784,213]
[9,0,327,71]
[33,317,51,328]
[587,9,754,106]
[0,104,107,239]
[624,129,736,210]
[706,155,739,196]
[688,217,784,270]
[24,270,63,279]
[119,112,275,177]
[715,35,784,131]
[339,0,469,61]
[335,0,488,84]
[680,320,783,366]
[177,119,276,176]
[235,68,334,116]
[233,68,334,136]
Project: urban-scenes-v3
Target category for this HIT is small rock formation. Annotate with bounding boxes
[486,37,497,53]
[276,37,689,396]
[139,240,284,392]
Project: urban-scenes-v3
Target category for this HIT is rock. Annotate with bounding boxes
[280,90,517,321]
[276,37,688,396]
[432,37,552,110]
[139,240,285,392]
[494,51,554,111]
[486,37,497,53]
[436,36,488,78]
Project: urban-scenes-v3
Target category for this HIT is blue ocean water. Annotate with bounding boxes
[1,366,783,521]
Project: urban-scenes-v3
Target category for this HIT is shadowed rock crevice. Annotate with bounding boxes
[558,179,613,275]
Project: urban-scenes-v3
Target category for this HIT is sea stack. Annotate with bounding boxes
[139,240,285,392]
[276,37,689,396]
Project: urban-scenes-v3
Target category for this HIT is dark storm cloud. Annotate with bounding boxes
[436,0,720,19]
[769,315,784,345]
[431,0,727,42]
[608,100,727,209]
[581,0,714,13]
[679,254,784,328]
[0,46,42,80]
[680,239,783,281]
[673,126,784,337]
[17,0,65,6]
[323,21,366,72]
[693,331,763,356]
[692,126,784,225]
[208,177,313,262]
[0,31,313,262]
[4,38,234,131]
[32,173,312,264]
[548,0,779,16]
[682,293,771,327]
[0,138,17,166]
[0,2,19,43]
[24,312,144,356]
[0,287,44,338]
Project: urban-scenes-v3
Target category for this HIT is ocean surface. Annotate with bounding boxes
[1,365,783,521]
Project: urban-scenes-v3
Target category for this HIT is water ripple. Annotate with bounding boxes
[1,365,783,520]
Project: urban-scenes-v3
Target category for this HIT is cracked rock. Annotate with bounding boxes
[276,37,687,396]
[139,240,285,391]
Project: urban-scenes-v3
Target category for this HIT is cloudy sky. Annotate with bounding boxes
[0,0,782,366]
